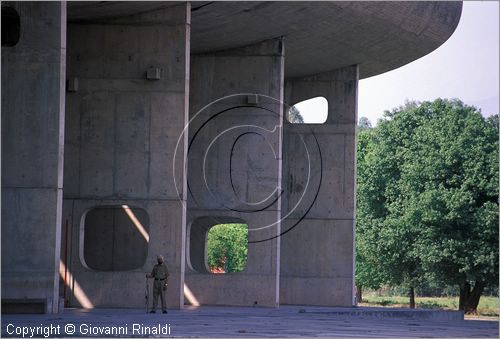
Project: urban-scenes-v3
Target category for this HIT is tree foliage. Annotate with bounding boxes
[358,116,372,130]
[356,124,388,301]
[356,99,499,312]
[207,223,248,273]
[288,106,305,123]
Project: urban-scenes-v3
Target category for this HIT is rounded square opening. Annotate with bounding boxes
[189,217,248,274]
[1,6,20,47]
[287,96,328,124]
[82,205,149,271]
[207,223,248,273]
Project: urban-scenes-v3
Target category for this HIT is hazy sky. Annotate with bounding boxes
[357,1,499,125]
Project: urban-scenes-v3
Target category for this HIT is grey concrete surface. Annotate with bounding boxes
[67,1,463,79]
[2,306,498,338]
[185,38,284,307]
[61,2,191,310]
[1,1,67,314]
[280,66,358,306]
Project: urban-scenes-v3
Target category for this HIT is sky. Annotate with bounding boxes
[357,1,499,125]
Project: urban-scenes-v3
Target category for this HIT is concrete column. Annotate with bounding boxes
[1,1,66,314]
[280,65,358,306]
[62,3,190,309]
[185,38,284,307]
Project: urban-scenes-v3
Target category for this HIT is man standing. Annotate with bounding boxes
[146,255,170,313]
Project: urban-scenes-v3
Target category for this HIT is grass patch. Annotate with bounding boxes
[359,294,499,317]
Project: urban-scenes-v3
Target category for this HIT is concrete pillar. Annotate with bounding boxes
[280,65,358,306]
[1,1,66,314]
[185,38,284,307]
[62,3,190,309]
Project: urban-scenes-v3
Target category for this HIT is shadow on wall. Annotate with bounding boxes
[60,205,151,308]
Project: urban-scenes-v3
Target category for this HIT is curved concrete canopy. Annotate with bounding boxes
[67,1,462,79]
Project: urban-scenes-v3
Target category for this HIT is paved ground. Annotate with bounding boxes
[1,306,498,338]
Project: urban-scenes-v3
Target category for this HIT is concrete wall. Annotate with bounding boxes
[1,0,460,313]
[1,1,66,314]
[185,38,284,307]
[280,66,358,306]
[62,3,190,309]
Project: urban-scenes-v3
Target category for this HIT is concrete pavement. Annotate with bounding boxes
[2,306,498,338]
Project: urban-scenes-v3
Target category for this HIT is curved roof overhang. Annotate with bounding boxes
[67,1,463,79]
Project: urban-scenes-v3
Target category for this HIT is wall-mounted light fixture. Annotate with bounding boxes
[247,94,259,105]
[146,67,161,80]
[67,77,78,92]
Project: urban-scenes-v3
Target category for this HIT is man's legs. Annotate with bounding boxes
[151,283,159,313]
[160,288,167,313]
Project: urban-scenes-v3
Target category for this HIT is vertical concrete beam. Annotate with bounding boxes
[1,1,66,313]
[63,3,190,309]
[185,38,284,307]
[280,65,358,306]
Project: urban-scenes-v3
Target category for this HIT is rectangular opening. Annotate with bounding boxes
[189,217,249,274]
[1,299,46,314]
[207,223,248,274]
[83,206,149,271]
[287,97,328,124]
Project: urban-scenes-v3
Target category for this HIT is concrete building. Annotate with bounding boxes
[1,1,462,313]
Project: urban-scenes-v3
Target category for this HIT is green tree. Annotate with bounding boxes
[356,99,499,312]
[288,106,304,123]
[356,127,387,302]
[207,223,248,273]
[358,116,372,130]
[357,103,426,308]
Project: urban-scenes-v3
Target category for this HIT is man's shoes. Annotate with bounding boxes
[150,310,156,313]
[162,310,168,314]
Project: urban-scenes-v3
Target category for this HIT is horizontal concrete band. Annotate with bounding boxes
[67,1,463,79]
[301,307,464,321]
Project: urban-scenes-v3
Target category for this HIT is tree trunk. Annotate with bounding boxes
[459,281,484,314]
[356,285,363,303]
[409,287,416,309]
